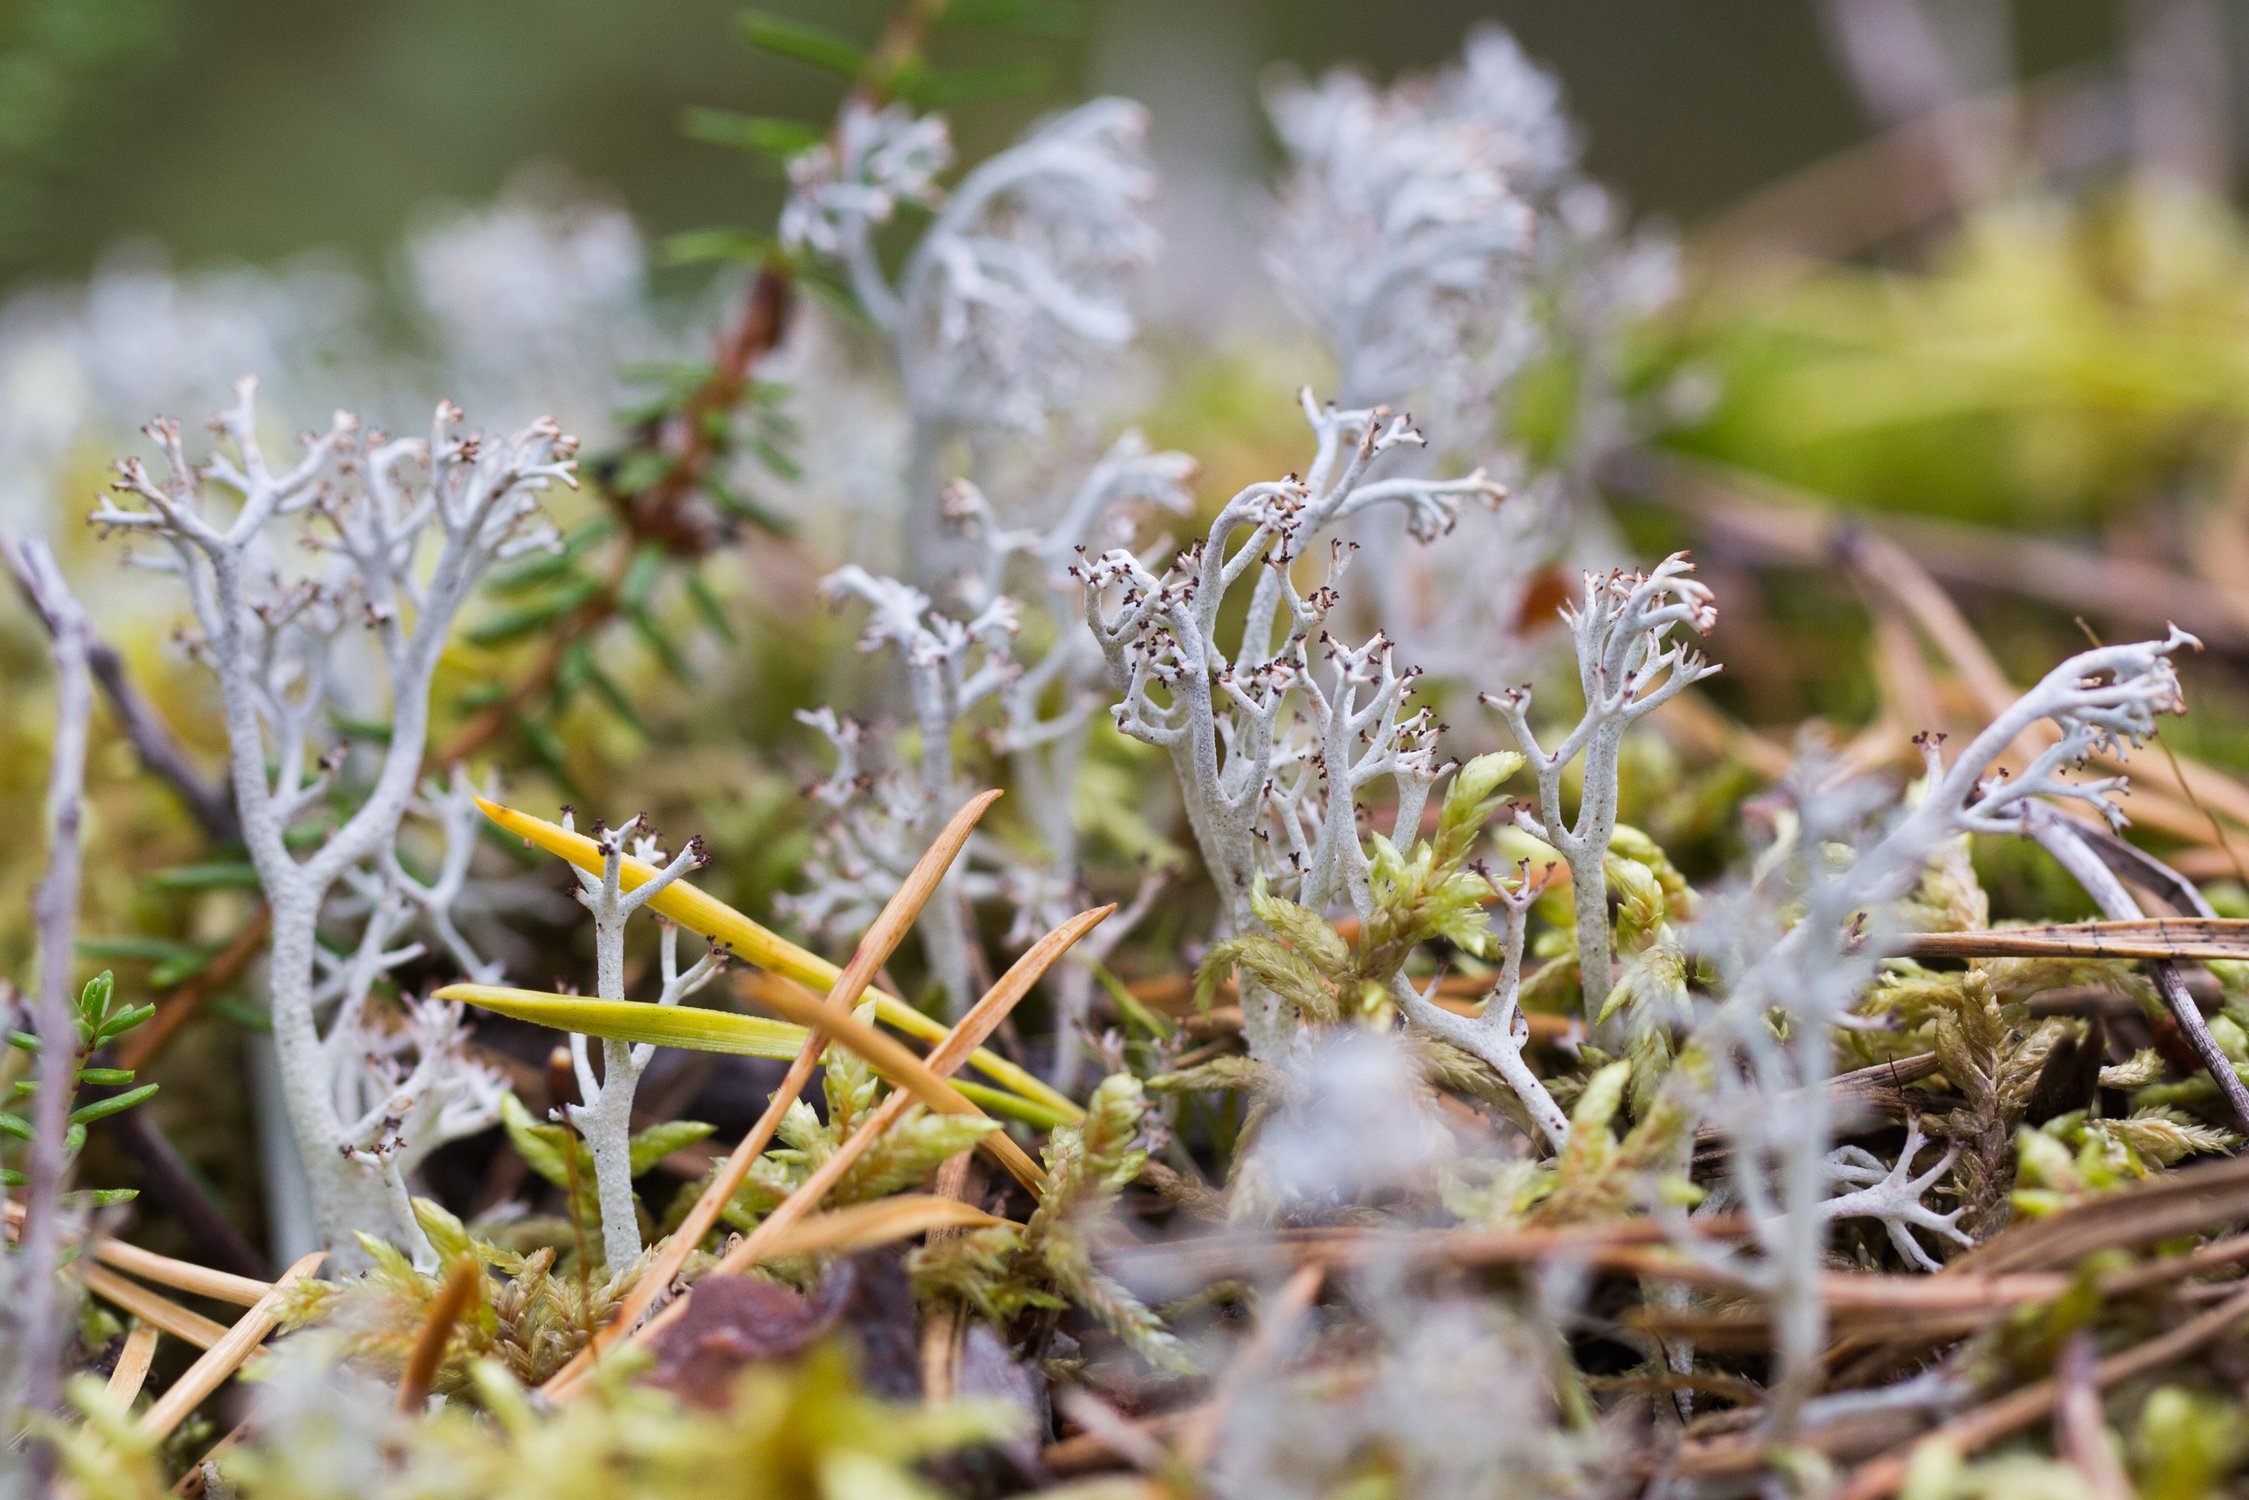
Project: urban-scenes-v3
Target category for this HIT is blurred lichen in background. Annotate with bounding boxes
[15,4,2249,1500]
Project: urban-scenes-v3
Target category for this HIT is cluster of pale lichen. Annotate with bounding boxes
[12,9,2249,1500]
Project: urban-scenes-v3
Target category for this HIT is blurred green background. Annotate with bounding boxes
[0,0,2163,286]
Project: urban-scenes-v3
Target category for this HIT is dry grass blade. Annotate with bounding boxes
[395,1257,481,1413]
[81,1266,229,1350]
[749,1195,1010,1261]
[104,1323,160,1406]
[1901,919,2249,962]
[1835,1284,2249,1500]
[136,1251,324,1443]
[542,791,1012,1398]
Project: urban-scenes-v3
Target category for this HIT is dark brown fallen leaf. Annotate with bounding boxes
[643,1269,855,1407]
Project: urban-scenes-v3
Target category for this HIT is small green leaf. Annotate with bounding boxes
[75,1068,136,1087]
[627,606,694,683]
[95,1004,159,1042]
[151,952,213,988]
[207,995,271,1033]
[628,1119,718,1176]
[705,479,795,534]
[900,60,1052,108]
[680,108,821,161]
[513,714,579,798]
[946,0,1082,35]
[467,578,603,647]
[580,654,652,739]
[684,570,737,644]
[76,970,115,1023]
[737,11,868,77]
[0,1112,31,1140]
[484,549,585,597]
[78,936,203,965]
[63,1188,139,1208]
[618,543,665,611]
[500,1093,587,1192]
[69,1084,159,1126]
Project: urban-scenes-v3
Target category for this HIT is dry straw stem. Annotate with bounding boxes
[396,1257,482,1413]
[105,1324,161,1406]
[136,1251,325,1443]
[473,794,1079,1122]
[1834,1283,2249,1500]
[571,901,1110,1391]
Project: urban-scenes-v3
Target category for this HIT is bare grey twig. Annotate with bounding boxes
[2,533,95,1488]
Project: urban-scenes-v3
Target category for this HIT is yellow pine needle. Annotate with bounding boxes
[434,986,807,1060]
[471,794,1081,1124]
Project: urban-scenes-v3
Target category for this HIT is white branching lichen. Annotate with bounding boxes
[1391,858,1571,1150]
[1688,626,2197,1438]
[554,812,722,1267]
[89,380,576,1263]
[1082,393,1499,1062]
[1485,553,1719,1026]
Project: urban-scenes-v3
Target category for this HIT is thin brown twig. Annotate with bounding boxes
[114,905,271,1073]
[5,531,96,1482]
